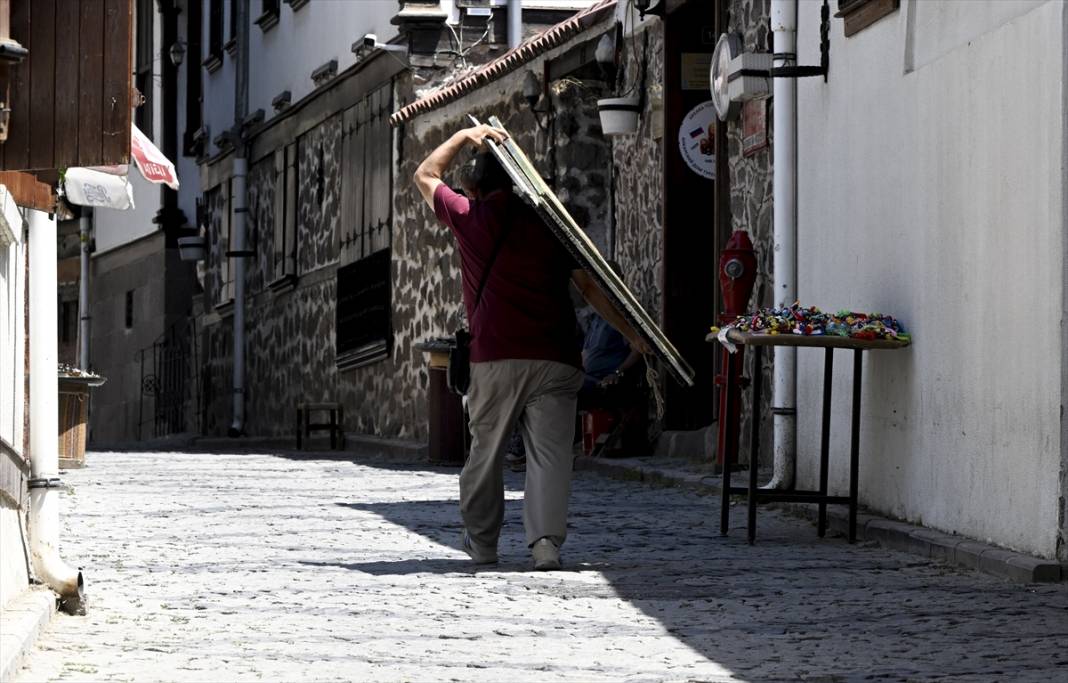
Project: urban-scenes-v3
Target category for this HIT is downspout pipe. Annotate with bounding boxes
[229,158,247,437]
[27,209,85,614]
[229,0,249,437]
[507,0,522,49]
[768,0,797,490]
[77,210,91,370]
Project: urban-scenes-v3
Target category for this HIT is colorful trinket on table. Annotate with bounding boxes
[715,302,911,342]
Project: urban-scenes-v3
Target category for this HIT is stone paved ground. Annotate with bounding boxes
[12,450,1068,682]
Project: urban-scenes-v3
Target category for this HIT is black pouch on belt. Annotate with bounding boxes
[447,329,471,395]
[445,201,513,396]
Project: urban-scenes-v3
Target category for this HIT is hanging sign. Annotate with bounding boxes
[131,124,180,190]
[678,100,716,180]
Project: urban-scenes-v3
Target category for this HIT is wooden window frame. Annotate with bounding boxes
[268,143,298,292]
[836,0,899,38]
[336,85,393,370]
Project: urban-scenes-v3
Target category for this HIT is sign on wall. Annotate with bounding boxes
[677,100,716,180]
[680,53,713,91]
[742,99,768,157]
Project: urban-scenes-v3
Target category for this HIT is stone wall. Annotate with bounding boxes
[611,22,665,322]
[728,0,774,466]
[197,18,648,443]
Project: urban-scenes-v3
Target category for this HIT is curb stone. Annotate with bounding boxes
[0,587,56,681]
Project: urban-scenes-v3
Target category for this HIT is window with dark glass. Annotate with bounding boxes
[204,0,224,69]
[125,290,134,329]
[256,0,281,32]
[226,0,240,53]
[135,0,153,138]
[183,0,204,155]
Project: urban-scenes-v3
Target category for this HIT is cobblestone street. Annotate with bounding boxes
[12,450,1068,682]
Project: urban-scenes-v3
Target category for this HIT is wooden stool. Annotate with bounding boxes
[296,402,344,450]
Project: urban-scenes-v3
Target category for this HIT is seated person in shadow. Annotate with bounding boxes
[507,262,648,469]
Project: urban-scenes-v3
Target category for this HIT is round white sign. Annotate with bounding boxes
[678,101,717,180]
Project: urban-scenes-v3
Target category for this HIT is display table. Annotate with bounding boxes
[718,329,910,544]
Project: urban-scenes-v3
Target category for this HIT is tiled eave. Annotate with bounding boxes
[389,0,616,127]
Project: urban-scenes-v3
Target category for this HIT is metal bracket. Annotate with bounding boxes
[770,406,797,416]
[769,0,830,83]
[28,477,65,490]
[225,249,255,258]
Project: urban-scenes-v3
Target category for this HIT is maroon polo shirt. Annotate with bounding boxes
[433,183,581,369]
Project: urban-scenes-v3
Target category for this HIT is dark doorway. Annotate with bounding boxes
[661,0,721,430]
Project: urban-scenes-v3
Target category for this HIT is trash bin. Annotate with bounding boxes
[415,338,469,466]
[57,366,106,469]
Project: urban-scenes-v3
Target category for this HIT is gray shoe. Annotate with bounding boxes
[461,530,498,564]
[531,537,561,571]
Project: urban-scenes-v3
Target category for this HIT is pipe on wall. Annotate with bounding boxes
[768,0,797,490]
[27,209,84,614]
[229,158,248,437]
[507,0,523,49]
[77,210,91,370]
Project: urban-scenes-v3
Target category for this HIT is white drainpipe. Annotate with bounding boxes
[229,157,247,437]
[768,0,797,490]
[77,211,91,370]
[27,209,84,613]
[507,0,522,49]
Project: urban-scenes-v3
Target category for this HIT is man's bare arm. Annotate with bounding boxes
[413,124,508,208]
[572,269,652,355]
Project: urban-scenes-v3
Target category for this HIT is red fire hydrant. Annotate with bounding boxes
[715,231,757,467]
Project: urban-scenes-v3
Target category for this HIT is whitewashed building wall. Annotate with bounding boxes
[794,0,1066,559]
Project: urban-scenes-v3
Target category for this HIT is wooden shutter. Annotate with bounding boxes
[1,0,133,171]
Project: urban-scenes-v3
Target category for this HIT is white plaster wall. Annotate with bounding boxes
[0,506,29,609]
[201,3,237,156]
[247,1,397,127]
[92,173,164,255]
[794,0,1065,557]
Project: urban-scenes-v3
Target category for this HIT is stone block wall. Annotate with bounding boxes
[728,0,774,466]
[611,22,665,323]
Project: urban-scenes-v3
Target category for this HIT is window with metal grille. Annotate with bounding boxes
[336,84,394,370]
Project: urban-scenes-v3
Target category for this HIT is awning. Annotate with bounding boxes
[63,124,178,210]
[130,124,179,190]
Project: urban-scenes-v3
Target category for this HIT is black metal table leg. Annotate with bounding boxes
[849,350,863,543]
[747,345,763,545]
[818,347,833,537]
[720,350,736,536]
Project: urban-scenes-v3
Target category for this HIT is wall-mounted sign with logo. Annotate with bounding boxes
[678,100,717,180]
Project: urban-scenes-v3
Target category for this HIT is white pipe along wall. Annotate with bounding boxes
[769,0,798,489]
[508,0,523,49]
[230,157,248,436]
[27,209,84,614]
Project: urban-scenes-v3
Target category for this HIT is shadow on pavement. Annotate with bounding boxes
[320,471,1068,681]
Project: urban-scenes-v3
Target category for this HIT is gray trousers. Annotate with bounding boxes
[460,359,583,550]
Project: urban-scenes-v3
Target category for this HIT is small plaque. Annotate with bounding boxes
[742,99,768,157]
[681,53,714,91]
